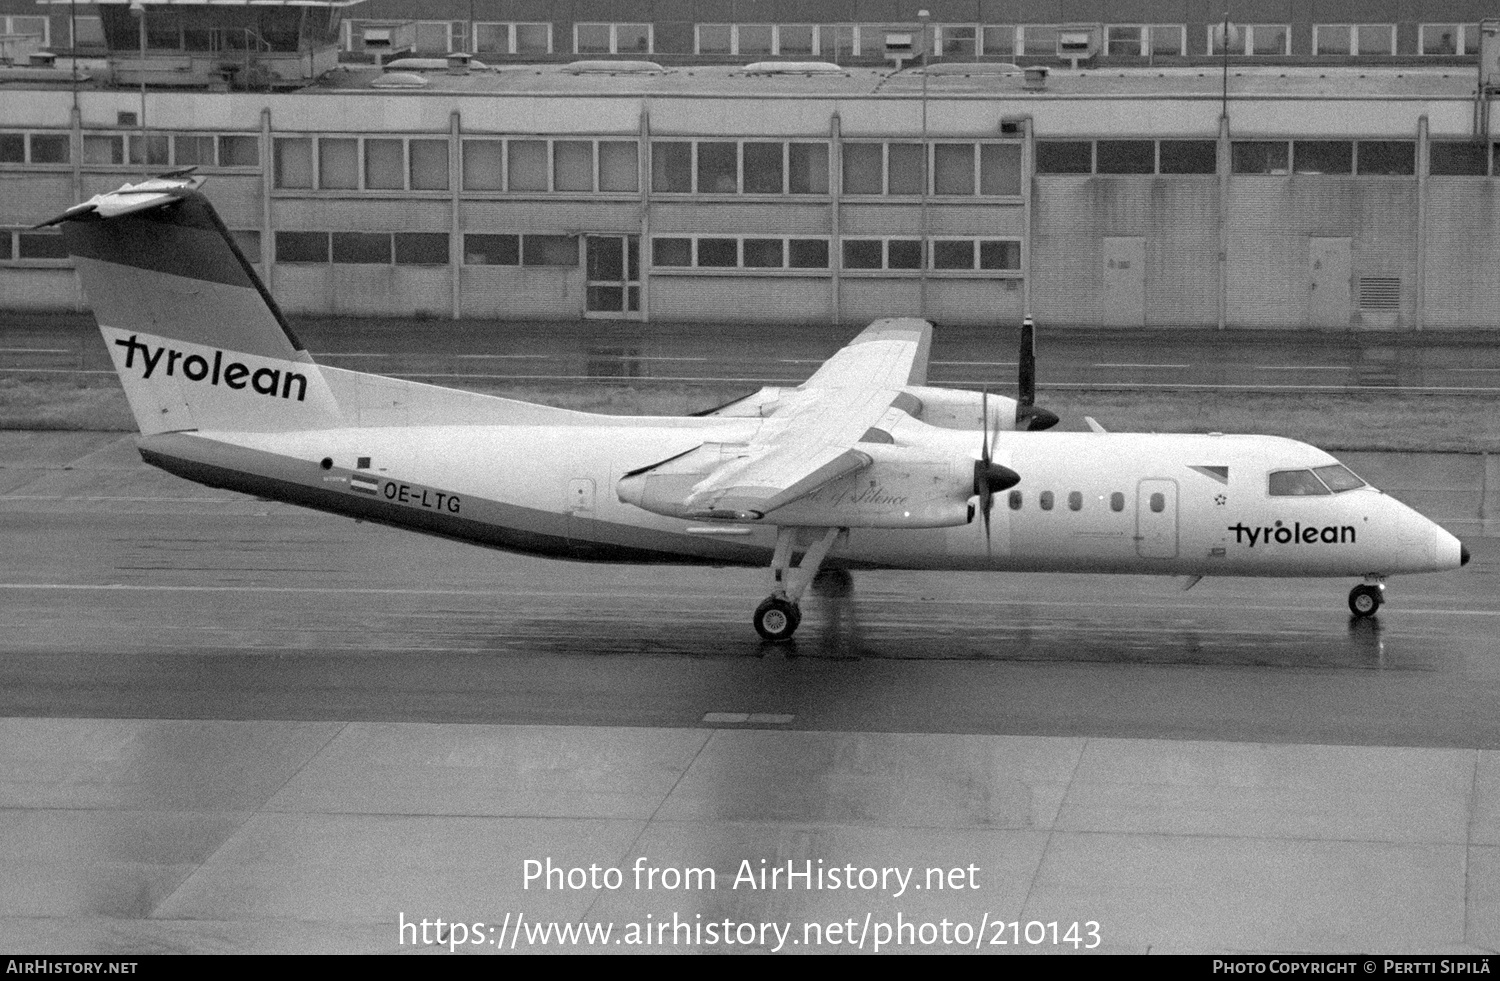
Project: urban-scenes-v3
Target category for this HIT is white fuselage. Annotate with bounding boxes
[161,413,1463,580]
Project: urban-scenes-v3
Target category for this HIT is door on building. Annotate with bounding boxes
[584,235,641,318]
[1102,236,1146,326]
[1308,236,1351,328]
[1136,478,1179,559]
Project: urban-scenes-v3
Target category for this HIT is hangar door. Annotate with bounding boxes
[1308,237,1351,328]
[1102,237,1146,326]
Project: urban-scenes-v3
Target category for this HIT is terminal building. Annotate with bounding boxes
[1,1,1499,329]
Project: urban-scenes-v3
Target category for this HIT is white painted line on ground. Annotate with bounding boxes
[931,360,1019,367]
[1254,365,1349,371]
[0,347,72,354]
[1093,363,1192,368]
[702,712,748,723]
[451,354,548,359]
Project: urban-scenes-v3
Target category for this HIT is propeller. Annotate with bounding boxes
[974,390,1021,553]
[1015,317,1060,432]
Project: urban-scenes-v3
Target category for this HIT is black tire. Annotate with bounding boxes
[753,596,801,641]
[1348,584,1382,618]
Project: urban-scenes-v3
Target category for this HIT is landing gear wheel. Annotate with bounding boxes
[1348,584,1383,618]
[753,597,801,641]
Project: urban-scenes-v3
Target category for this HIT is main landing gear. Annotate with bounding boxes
[1348,578,1385,618]
[753,526,846,641]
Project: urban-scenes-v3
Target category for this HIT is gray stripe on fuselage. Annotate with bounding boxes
[136,433,776,567]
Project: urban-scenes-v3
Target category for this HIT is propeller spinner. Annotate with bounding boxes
[974,390,1021,552]
[1015,317,1060,432]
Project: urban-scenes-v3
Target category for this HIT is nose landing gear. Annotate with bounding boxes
[1348,580,1385,618]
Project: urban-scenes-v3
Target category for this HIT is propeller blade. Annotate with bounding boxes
[1014,317,1060,431]
[1018,317,1036,408]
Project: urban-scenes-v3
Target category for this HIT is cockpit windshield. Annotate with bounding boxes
[1267,465,1368,496]
[1312,464,1366,492]
[1268,469,1330,496]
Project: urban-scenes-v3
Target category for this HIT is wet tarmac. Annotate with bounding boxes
[2,433,1498,955]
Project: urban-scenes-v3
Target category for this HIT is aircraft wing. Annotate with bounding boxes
[685,388,894,517]
[801,317,932,389]
[684,322,931,516]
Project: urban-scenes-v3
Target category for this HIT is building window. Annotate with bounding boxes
[463,234,519,265]
[937,25,978,58]
[982,25,1017,57]
[318,138,359,189]
[128,135,170,167]
[575,23,652,55]
[409,140,448,190]
[219,135,259,167]
[1231,141,1289,175]
[1356,141,1414,176]
[1105,25,1143,56]
[15,230,68,261]
[275,231,329,263]
[462,140,503,190]
[522,235,577,265]
[1419,25,1476,56]
[1159,140,1217,174]
[697,142,738,193]
[1020,26,1058,57]
[0,132,73,165]
[508,140,547,191]
[1096,140,1154,174]
[1356,25,1395,56]
[1429,141,1489,176]
[274,138,313,188]
[736,24,773,56]
[651,236,831,270]
[475,22,552,55]
[1293,141,1352,175]
[652,142,692,193]
[1212,24,1289,55]
[1313,25,1352,55]
[695,24,731,54]
[332,232,389,263]
[394,233,448,265]
[363,139,403,189]
[697,238,738,267]
[2,15,48,47]
[1106,24,1184,57]
[1036,141,1091,174]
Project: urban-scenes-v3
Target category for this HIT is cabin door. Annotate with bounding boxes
[1136,478,1179,559]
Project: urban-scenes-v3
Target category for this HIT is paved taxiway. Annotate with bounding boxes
[1,432,1496,953]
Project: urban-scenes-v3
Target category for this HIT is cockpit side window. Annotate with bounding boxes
[1268,469,1331,496]
[1313,464,1366,492]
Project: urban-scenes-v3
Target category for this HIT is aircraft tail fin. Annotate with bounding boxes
[46,176,342,435]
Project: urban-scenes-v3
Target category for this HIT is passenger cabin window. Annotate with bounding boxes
[1039,491,1054,511]
[1312,464,1366,492]
[1008,490,1022,510]
[1150,492,1165,513]
[1268,469,1331,496]
[1068,491,1083,511]
[1110,492,1125,512]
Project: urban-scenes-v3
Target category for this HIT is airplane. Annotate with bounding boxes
[43,176,1469,641]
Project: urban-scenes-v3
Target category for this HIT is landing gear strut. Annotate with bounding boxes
[1348,580,1384,618]
[753,526,845,641]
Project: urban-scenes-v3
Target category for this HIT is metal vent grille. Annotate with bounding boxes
[1358,277,1401,310]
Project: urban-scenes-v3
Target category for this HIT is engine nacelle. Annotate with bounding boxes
[901,385,1020,432]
